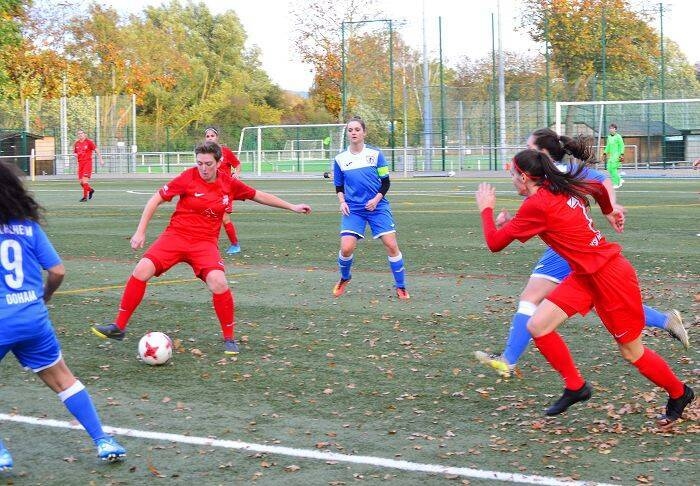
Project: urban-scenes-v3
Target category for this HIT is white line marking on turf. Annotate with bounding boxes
[126,190,156,195]
[0,413,616,486]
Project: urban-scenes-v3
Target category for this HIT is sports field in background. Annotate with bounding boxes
[0,176,697,485]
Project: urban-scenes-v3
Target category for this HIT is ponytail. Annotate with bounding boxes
[511,149,593,206]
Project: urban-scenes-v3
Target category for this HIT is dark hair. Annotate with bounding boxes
[609,123,618,129]
[0,161,43,224]
[204,126,219,136]
[346,116,366,131]
[195,141,222,162]
[511,149,592,206]
[530,128,594,163]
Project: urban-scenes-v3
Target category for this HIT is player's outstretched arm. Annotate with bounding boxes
[95,147,105,166]
[131,193,166,249]
[252,190,311,214]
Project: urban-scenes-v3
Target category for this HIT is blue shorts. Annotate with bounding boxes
[340,206,396,239]
[530,247,572,283]
[0,322,62,372]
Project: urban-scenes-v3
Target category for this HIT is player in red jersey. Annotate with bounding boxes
[204,127,243,254]
[73,129,104,202]
[91,141,311,355]
[476,148,693,423]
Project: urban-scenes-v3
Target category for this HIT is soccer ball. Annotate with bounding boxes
[138,332,173,365]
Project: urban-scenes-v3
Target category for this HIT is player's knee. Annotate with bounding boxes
[618,341,643,363]
[526,318,544,337]
[205,271,228,293]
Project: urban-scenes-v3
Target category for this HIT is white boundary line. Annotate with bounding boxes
[0,413,616,486]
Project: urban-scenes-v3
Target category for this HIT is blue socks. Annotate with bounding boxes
[502,301,537,365]
[59,381,106,442]
[643,305,667,329]
[388,252,406,288]
[338,252,353,281]
[499,303,668,367]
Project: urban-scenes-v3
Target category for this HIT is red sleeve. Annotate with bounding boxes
[158,170,190,201]
[89,139,96,151]
[229,178,256,201]
[230,152,241,168]
[585,181,613,214]
[480,198,546,252]
[222,147,240,168]
[481,208,515,252]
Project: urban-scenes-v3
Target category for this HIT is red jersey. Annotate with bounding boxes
[158,167,256,242]
[220,145,241,175]
[74,138,97,164]
[481,184,620,274]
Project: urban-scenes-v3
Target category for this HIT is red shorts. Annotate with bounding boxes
[77,161,93,179]
[143,231,225,281]
[546,254,644,344]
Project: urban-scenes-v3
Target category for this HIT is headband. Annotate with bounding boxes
[512,155,543,181]
[204,127,218,136]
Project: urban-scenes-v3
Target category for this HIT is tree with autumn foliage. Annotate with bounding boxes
[519,0,660,129]
[291,0,384,120]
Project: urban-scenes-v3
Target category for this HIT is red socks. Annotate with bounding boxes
[213,290,235,340]
[532,332,585,390]
[632,347,685,398]
[114,275,147,329]
[223,221,238,245]
[81,182,92,198]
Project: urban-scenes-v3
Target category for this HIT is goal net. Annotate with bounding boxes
[555,98,700,168]
[238,123,346,175]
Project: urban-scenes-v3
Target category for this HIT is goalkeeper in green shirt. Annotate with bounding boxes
[603,123,625,188]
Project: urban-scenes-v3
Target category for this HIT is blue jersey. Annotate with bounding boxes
[0,220,61,345]
[333,144,390,212]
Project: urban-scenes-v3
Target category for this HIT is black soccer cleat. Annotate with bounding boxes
[91,323,126,341]
[545,382,593,416]
[88,188,95,200]
[662,384,694,422]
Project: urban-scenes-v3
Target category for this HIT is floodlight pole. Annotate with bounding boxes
[340,19,396,167]
[439,16,446,170]
[659,2,666,167]
[544,12,551,127]
[341,23,346,121]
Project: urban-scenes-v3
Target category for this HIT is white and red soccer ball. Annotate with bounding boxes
[138,332,173,365]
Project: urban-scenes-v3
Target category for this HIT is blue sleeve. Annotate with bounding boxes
[32,223,62,270]
[580,166,607,183]
[569,162,607,183]
[333,159,344,189]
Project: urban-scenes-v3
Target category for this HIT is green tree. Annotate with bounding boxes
[0,0,27,96]
[520,0,659,129]
[291,0,383,119]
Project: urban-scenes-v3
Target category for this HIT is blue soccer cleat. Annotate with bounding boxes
[226,244,241,254]
[0,441,13,471]
[95,436,126,462]
[224,339,240,355]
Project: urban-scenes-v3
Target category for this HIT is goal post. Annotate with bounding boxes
[238,123,346,176]
[555,98,700,168]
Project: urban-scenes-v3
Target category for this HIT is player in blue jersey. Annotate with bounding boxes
[474,128,689,378]
[0,162,125,470]
[332,116,409,299]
